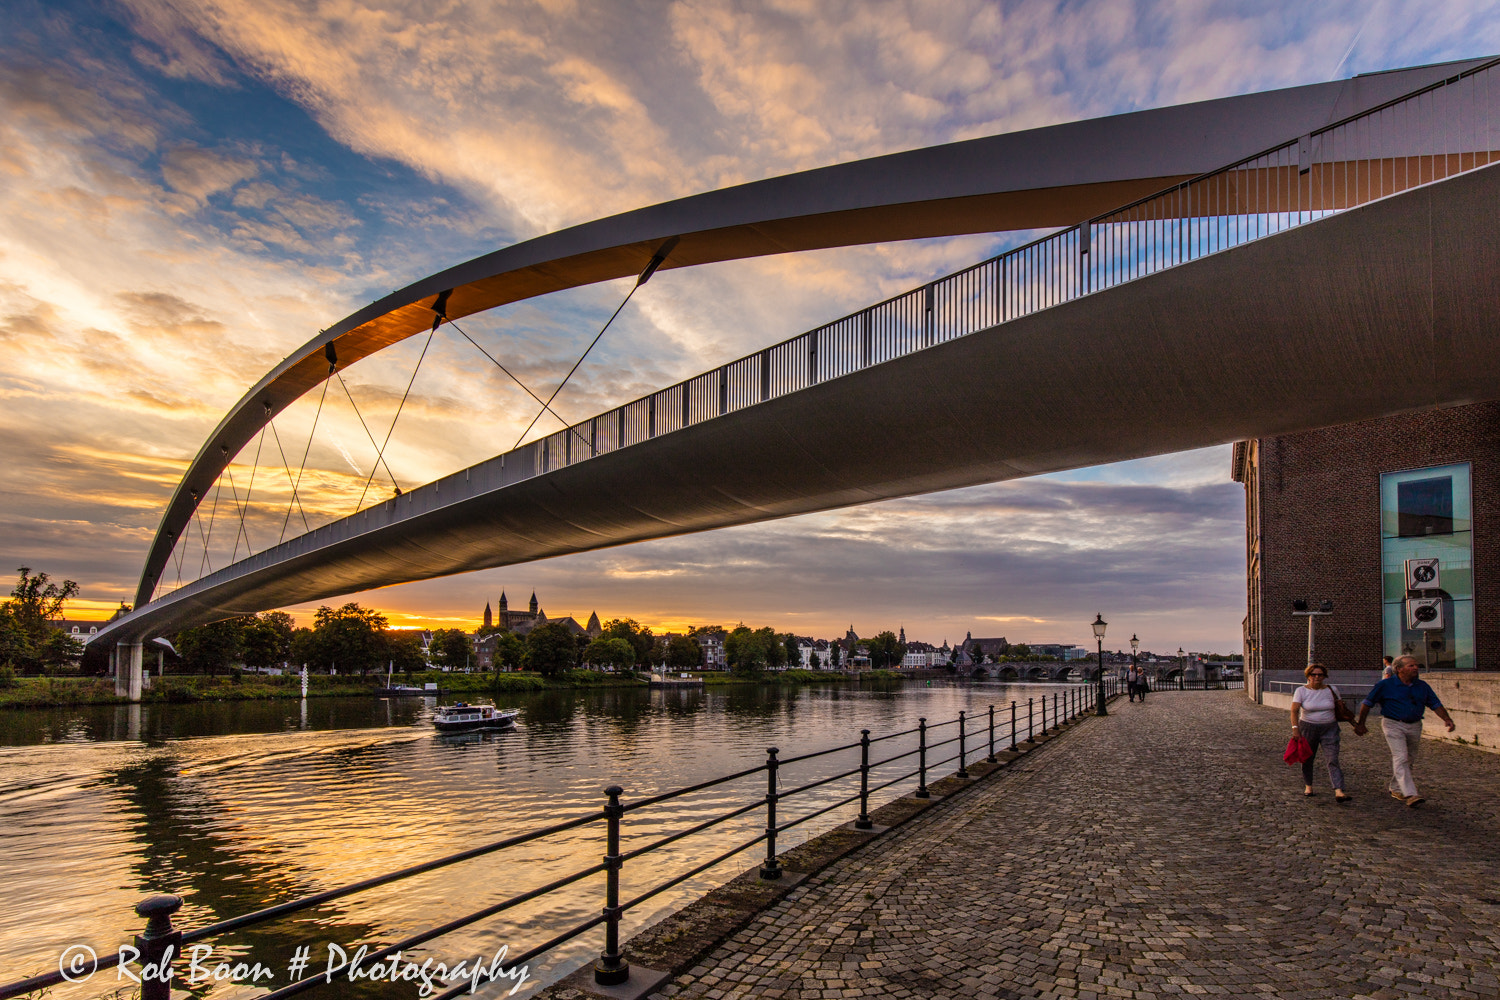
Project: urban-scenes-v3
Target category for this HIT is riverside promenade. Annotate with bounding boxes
[641,692,1500,1000]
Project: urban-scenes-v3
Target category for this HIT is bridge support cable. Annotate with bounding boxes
[197,475,223,578]
[510,236,678,451]
[336,370,399,512]
[232,421,269,563]
[267,415,310,536]
[352,322,436,514]
[225,463,248,564]
[447,317,591,455]
[280,362,336,545]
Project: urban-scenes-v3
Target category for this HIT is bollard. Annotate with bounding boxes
[986,704,996,763]
[1054,693,1059,730]
[135,894,183,1000]
[1009,701,1018,752]
[915,718,930,798]
[594,786,630,986]
[1042,694,1048,734]
[1027,697,1035,742]
[957,711,969,778]
[855,730,873,829]
[760,748,782,880]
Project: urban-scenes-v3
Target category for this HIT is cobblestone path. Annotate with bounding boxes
[652,692,1500,1000]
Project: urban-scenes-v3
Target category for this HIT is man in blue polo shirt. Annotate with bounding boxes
[1354,655,1456,807]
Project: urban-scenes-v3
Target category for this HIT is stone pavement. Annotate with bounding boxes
[649,692,1500,1000]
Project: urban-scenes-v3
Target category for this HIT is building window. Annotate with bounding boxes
[1397,476,1455,537]
[1381,463,1473,669]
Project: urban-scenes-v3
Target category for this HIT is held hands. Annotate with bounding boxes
[1353,722,1368,736]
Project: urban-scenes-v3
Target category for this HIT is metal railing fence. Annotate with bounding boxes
[0,684,1121,1000]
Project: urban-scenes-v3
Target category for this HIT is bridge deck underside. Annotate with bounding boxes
[100,164,1500,643]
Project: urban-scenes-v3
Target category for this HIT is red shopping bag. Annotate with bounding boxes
[1284,734,1313,765]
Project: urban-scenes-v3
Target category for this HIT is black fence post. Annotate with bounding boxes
[594,786,629,986]
[986,704,996,762]
[916,718,930,798]
[1042,694,1048,734]
[855,730,873,829]
[957,711,969,778]
[1009,701,1018,752]
[1054,693,1059,730]
[1027,698,1035,742]
[760,748,782,880]
[135,895,182,1000]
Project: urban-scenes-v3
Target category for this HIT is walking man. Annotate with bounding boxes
[1354,655,1456,807]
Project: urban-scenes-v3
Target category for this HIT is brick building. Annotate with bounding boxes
[1233,401,1500,678]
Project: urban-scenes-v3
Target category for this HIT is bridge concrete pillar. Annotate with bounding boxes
[114,642,144,702]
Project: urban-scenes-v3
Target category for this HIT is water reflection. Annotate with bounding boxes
[0,680,1073,998]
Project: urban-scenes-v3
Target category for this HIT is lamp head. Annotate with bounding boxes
[1292,599,1308,612]
[1130,633,1139,653]
[1091,613,1107,639]
[1319,600,1334,613]
[1177,647,1184,657]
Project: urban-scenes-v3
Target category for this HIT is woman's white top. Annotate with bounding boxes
[1293,684,1342,725]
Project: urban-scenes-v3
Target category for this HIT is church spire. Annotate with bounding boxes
[529,591,539,615]
[483,602,492,630]
[499,591,508,611]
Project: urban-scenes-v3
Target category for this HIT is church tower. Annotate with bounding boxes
[586,611,601,637]
[483,602,492,630]
[529,591,539,615]
[898,626,906,644]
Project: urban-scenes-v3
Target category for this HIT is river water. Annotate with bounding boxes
[0,680,1078,998]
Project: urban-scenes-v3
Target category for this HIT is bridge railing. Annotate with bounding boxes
[0,685,1120,1000]
[530,57,1500,479]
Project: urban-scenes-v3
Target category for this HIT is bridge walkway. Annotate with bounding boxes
[647,692,1500,1000]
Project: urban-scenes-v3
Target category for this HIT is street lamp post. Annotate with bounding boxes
[1092,614,1108,716]
[1131,633,1140,694]
[1177,647,1184,688]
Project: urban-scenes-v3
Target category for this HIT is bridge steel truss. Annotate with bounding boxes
[97,57,1500,652]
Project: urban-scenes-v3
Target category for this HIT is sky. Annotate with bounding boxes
[2,0,1498,654]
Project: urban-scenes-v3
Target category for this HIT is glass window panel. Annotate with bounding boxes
[1380,463,1473,668]
[1381,533,1473,601]
[1397,477,1454,536]
[1381,463,1471,537]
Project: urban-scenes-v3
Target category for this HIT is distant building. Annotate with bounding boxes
[697,631,726,670]
[52,619,103,641]
[486,591,599,639]
[957,633,1008,665]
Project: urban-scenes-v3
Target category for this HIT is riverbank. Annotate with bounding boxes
[0,667,911,708]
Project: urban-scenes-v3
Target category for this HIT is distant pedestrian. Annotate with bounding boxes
[1290,663,1351,802]
[1381,655,1396,679]
[1124,666,1137,702]
[1134,666,1148,702]
[1355,655,1456,807]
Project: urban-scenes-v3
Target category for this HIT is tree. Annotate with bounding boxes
[175,618,249,675]
[783,635,801,669]
[1011,643,1032,659]
[241,611,295,670]
[526,621,578,676]
[863,631,905,668]
[430,628,473,670]
[665,634,701,669]
[808,651,821,669]
[726,626,784,676]
[584,636,636,670]
[0,567,83,672]
[488,630,526,671]
[828,642,842,669]
[311,604,389,675]
[603,618,654,665]
[385,630,427,677]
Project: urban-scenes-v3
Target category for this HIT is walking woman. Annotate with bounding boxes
[1291,663,1352,802]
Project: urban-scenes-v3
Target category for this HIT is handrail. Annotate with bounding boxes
[0,687,1123,1000]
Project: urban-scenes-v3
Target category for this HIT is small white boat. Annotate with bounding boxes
[433,703,518,733]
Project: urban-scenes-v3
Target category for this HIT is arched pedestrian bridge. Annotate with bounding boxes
[95,58,1500,686]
